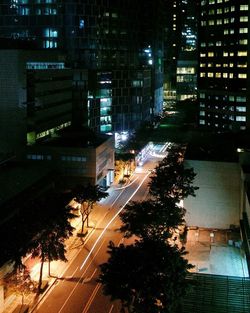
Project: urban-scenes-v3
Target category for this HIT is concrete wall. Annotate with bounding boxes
[184,160,241,229]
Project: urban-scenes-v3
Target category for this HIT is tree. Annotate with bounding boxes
[99,239,193,313]
[74,184,108,233]
[27,193,76,294]
[149,145,198,202]
[119,198,186,240]
[3,267,37,308]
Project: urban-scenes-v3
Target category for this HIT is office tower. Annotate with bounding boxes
[163,0,183,107]
[198,0,250,131]
[176,0,198,102]
[0,0,165,137]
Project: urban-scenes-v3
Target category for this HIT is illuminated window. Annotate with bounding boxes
[236,107,246,112]
[238,51,247,56]
[223,73,228,78]
[229,52,234,56]
[240,16,248,22]
[223,52,228,57]
[216,41,222,46]
[240,40,248,47]
[224,29,229,35]
[208,63,213,67]
[200,93,205,99]
[240,28,248,33]
[229,63,234,67]
[200,63,206,67]
[199,120,205,125]
[215,64,221,67]
[240,5,248,11]
[215,73,221,78]
[177,67,195,74]
[217,19,222,25]
[208,52,214,57]
[201,42,206,47]
[229,73,234,78]
[237,62,247,68]
[229,96,234,101]
[223,64,228,67]
[224,7,229,13]
[200,53,206,57]
[236,116,246,122]
[224,18,229,24]
[238,73,247,79]
[231,6,235,11]
[236,96,246,102]
[208,72,214,77]
[200,72,206,77]
[209,9,215,15]
[217,9,222,14]
[200,111,205,116]
[209,20,215,25]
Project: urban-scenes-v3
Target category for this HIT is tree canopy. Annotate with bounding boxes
[99,239,193,313]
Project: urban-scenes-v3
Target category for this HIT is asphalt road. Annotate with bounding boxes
[32,154,165,313]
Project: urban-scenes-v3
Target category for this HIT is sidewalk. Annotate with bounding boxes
[2,186,120,313]
[2,174,141,313]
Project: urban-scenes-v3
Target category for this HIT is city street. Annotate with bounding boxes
[31,145,167,313]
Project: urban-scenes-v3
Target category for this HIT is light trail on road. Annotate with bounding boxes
[79,171,150,271]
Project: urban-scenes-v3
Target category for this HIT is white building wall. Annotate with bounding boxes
[184,160,241,229]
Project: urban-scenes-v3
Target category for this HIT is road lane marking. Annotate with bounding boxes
[82,283,102,313]
[80,171,151,271]
[57,238,106,313]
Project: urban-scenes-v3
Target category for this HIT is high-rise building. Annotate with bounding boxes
[176,0,198,102]
[0,0,165,136]
[198,0,250,131]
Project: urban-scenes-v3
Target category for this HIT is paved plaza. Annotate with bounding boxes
[185,228,249,277]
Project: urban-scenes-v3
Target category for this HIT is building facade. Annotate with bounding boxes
[0,0,165,136]
[198,0,250,131]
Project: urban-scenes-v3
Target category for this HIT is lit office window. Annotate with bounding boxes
[237,62,247,68]
[217,19,222,25]
[239,39,248,45]
[216,41,222,46]
[238,74,247,79]
[236,116,246,122]
[200,111,205,116]
[209,20,215,25]
[200,53,206,57]
[215,73,221,78]
[224,29,229,35]
[236,96,246,102]
[224,18,229,24]
[240,5,248,11]
[217,9,222,14]
[238,51,247,56]
[200,72,206,77]
[208,72,214,77]
[223,73,228,78]
[236,107,246,112]
[240,16,248,22]
[208,52,214,57]
[199,120,205,125]
[239,28,248,33]
[223,52,228,57]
